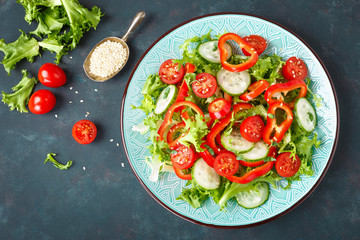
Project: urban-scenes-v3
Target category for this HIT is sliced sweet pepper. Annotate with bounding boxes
[157,101,204,141]
[240,79,269,101]
[198,143,215,167]
[264,79,307,108]
[167,122,186,149]
[227,161,274,184]
[173,166,192,180]
[263,101,293,145]
[206,103,253,154]
[218,33,258,72]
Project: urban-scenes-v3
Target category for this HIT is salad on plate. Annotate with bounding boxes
[132,31,320,210]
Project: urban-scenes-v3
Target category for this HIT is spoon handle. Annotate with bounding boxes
[122,11,146,43]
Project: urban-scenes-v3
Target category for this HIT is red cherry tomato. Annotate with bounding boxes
[208,98,231,119]
[38,63,67,88]
[171,145,195,170]
[240,115,265,142]
[159,59,185,84]
[72,120,97,144]
[28,89,56,114]
[282,56,308,81]
[173,166,192,180]
[214,151,239,177]
[192,73,217,98]
[242,35,267,56]
[275,152,301,177]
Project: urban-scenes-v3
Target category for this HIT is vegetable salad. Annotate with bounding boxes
[132,31,320,210]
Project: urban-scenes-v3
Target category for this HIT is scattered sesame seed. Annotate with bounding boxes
[85,112,90,117]
[75,91,78,94]
[116,143,120,146]
[80,100,84,103]
[69,87,73,90]
[94,89,98,92]
[83,166,86,170]
[110,139,114,142]
[70,56,73,59]
[54,114,58,118]
[69,101,72,104]
[121,163,125,167]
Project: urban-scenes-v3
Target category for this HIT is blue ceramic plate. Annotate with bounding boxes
[121,13,339,227]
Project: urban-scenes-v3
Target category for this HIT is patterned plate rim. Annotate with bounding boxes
[120,12,340,228]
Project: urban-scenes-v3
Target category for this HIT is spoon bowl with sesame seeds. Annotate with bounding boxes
[83,11,146,82]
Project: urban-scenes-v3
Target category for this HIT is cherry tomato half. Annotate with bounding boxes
[72,120,97,144]
[214,151,239,177]
[242,35,267,56]
[208,98,231,119]
[282,56,308,81]
[38,63,67,88]
[240,115,265,142]
[28,89,56,114]
[159,59,185,84]
[192,73,217,98]
[171,145,195,170]
[275,152,301,177]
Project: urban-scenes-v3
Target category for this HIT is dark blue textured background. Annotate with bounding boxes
[0,0,359,239]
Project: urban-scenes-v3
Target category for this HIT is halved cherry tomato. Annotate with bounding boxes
[240,80,269,101]
[171,145,195,170]
[38,63,67,88]
[72,119,97,144]
[159,59,185,84]
[242,35,267,56]
[208,98,231,119]
[192,73,217,98]
[214,151,239,177]
[240,115,265,142]
[282,57,308,81]
[275,152,301,177]
[28,89,56,114]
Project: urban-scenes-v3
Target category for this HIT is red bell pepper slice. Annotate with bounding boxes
[173,166,192,180]
[240,79,269,101]
[206,103,253,154]
[167,122,186,149]
[224,93,232,104]
[227,161,274,184]
[263,102,293,145]
[198,143,215,167]
[218,33,258,72]
[157,101,204,141]
[215,133,225,150]
[264,79,307,109]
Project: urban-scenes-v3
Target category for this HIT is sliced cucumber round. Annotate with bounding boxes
[198,41,232,63]
[294,97,316,132]
[236,182,269,209]
[221,130,254,154]
[192,158,220,190]
[242,140,269,161]
[154,85,178,115]
[216,68,250,96]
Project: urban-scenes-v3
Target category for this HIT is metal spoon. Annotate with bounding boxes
[83,11,146,82]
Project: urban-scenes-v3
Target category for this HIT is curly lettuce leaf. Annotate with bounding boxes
[141,74,167,98]
[30,7,67,37]
[2,70,38,113]
[178,113,209,152]
[0,31,39,74]
[131,94,156,115]
[44,153,72,170]
[176,187,209,209]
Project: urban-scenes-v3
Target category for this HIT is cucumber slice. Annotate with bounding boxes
[192,158,220,190]
[242,140,269,161]
[221,130,254,154]
[294,97,316,132]
[236,182,269,209]
[154,85,178,114]
[217,68,250,96]
[198,41,232,63]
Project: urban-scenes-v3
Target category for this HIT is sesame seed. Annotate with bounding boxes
[69,87,73,90]
[116,143,120,146]
[121,163,125,167]
[75,91,78,94]
[110,139,114,142]
[83,166,86,170]
[69,101,72,104]
[70,56,73,59]
[80,100,84,103]
[94,89,98,92]
[54,114,58,118]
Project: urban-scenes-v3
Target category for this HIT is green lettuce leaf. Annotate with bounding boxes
[141,74,167,98]
[131,94,156,115]
[0,31,39,74]
[176,187,209,209]
[2,70,38,113]
[30,7,67,37]
[44,153,72,170]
